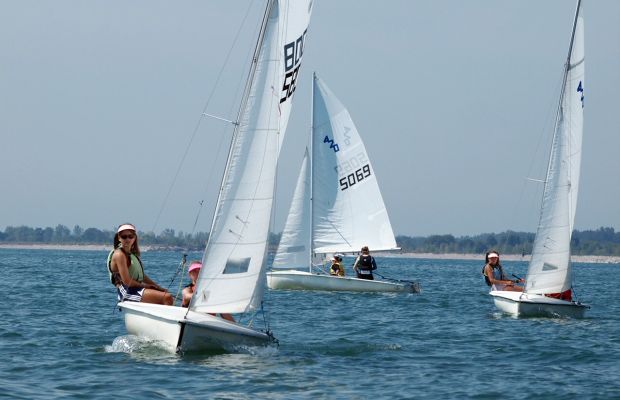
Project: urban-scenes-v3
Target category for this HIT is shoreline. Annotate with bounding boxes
[1,243,619,264]
[388,252,620,264]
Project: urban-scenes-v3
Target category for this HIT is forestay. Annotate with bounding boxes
[311,75,398,254]
[191,0,313,314]
[526,3,584,295]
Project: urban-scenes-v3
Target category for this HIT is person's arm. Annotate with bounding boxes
[142,274,165,291]
[371,257,377,271]
[181,287,192,307]
[353,257,360,272]
[112,251,146,288]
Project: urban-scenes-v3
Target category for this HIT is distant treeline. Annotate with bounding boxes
[1,225,619,256]
[0,225,211,250]
[396,227,620,256]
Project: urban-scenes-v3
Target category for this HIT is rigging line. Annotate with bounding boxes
[151,1,258,233]
[326,218,354,250]
[190,38,259,239]
[508,71,565,232]
[167,253,187,302]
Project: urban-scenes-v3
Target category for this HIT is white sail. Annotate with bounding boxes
[526,4,584,295]
[191,0,313,314]
[311,75,398,254]
[272,148,312,269]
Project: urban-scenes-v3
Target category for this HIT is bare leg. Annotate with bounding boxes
[141,289,174,305]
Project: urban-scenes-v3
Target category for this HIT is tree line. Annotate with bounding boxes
[1,225,619,256]
[396,227,620,256]
[0,225,210,250]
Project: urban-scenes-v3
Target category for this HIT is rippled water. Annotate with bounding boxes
[1,248,619,399]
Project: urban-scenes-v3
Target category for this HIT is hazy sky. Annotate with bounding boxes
[1,0,618,237]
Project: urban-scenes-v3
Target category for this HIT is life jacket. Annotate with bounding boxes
[107,249,145,286]
[330,262,344,276]
[482,264,504,286]
[359,255,374,270]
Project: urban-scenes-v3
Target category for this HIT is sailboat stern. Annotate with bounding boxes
[489,290,588,318]
[180,314,274,352]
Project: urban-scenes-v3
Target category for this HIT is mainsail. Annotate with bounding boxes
[191,0,313,314]
[311,75,398,254]
[273,74,398,270]
[526,1,584,295]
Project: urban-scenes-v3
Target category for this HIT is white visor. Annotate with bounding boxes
[117,224,136,233]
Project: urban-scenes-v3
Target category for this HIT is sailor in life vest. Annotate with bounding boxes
[353,246,377,280]
[107,223,174,305]
[329,254,345,277]
[482,250,524,291]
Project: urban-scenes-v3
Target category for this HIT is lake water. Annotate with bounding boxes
[1,248,619,399]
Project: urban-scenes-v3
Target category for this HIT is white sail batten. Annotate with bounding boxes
[526,5,584,295]
[311,76,397,255]
[272,148,312,269]
[192,0,313,314]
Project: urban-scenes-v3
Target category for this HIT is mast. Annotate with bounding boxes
[557,0,582,118]
[309,72,316,273]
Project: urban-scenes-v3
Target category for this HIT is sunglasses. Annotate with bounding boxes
[119,234,135,240]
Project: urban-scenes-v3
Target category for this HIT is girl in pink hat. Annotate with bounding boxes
[182,261,235,322]
[181,261,202,307]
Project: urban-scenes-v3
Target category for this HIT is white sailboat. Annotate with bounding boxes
[118,0,313,352]
[267,74,419,293]
[490,0,588,318]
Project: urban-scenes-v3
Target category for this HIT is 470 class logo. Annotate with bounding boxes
[323,135,339,152]
[280,29,308,104]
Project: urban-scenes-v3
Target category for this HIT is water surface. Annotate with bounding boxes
[0,249,618,399]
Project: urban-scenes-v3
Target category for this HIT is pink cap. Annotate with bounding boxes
[488,252,499,259]
[188,262,202,274]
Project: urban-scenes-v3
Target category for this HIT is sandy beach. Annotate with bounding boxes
[1,243,618,264]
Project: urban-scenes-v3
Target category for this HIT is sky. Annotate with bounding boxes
[0,0,618,237]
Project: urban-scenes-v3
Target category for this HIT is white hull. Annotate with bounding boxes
[267,270,419,293]
[490,290,588,318]
[118,302,273,353]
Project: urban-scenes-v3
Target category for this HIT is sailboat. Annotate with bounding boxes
[267,74,419,293]
[118,0,313,352]
[490,0,588,318]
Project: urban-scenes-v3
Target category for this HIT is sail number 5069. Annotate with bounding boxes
[339,164,371,191]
